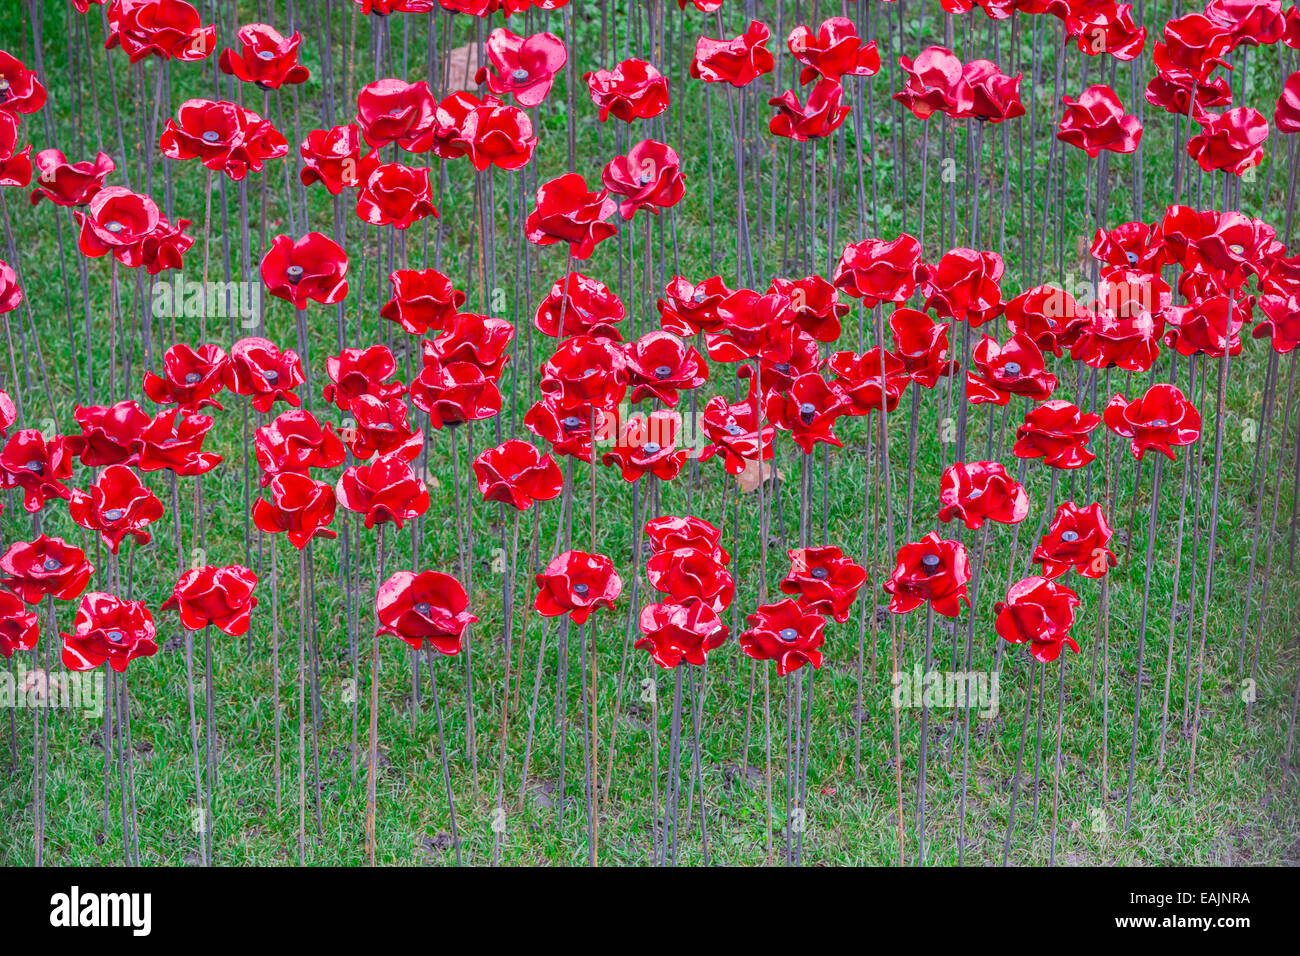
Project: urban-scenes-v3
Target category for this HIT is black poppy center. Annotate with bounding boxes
[1147,418,1168,427]
[810,567,828,580]
[43,558,61,571]
[561,415,583,431]
[286,264,305,282]
[798,402,816,425]
[778,627,799,643]
[105,220,125,234]
[573,582,590,596]
[107,630,125,644]
[512,68,530,81]
[1125,251,1138,265]
[692,290,705,304]
[103,508,124,522]
[921,553,941,571]
[185,371,202,384]
[774,362,792,374]
[726,424,743,436]
[263,369,279,383]
[202,130,222,143]
[1001,361,1022,376]
[256,49,277,61]
[653,364,673,379]
[640,441,661,456]
[25,460,43,473]
[1061,530,1079,542]
[414,601,432,615]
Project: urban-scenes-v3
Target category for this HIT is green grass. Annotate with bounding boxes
[0,1,1298,866]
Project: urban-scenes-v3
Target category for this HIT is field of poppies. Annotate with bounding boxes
[0,0,1297,868]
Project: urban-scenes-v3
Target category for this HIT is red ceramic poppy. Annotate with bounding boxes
[458,96,538,171]
[1254,294,1300,353]
[1276,71,1300,133]
[534,550,622,624]
[526,173,618,260]
[346,394,423,461]
[358,0,438,11]
[323,345,406,412]
[142,342,229,411]
[261,232,349,308]
[938,461,1030,529]
[0,430,73,512]
[63,401,147,467]
[769,79,852,140]
[894,47,974,120]
[539,335,626,409]
[476,28,567,107]
[645,516,729,563]
[0,388,14,439]
[0,589,38,658]
[254,409,347,483]
[68,465,163,553]
[636,600,729,669]
[0,535,94,603]
[1013,400,1101,469]
[224,337,305,412]
[702,289,786,363]
[1204,0,1286,47]
[764,372,851,453]
[788,17,880,84]
[0,133,31,188]
[780,545,867,623]
[742,323,820,397]
[1070,4,1147,61]
[994,576,1082,663]
[137,409,222,476]
[1103,384,1202,460]
[646,545,735,613]
[410,357,502,429]
[921,247,1005,325]
[354,159,438,230]
[738,599,826,675]
[160,98,288,181]
[691,20,775,87]
[423,311,515,379]
[299,124,362,194]
[29,149,114,207]
[139,216,195,275]
[1162,294,1248,358]
[0,259,20,314]
[335,454,430,529]
[1034,500,1116,578]
[1145,66,1232,121]
[1153,13,1233,77]
[833,235,924,307]
[377,268,464,336]
[0,51,46,115]
[355,77,438,150]
[251,473,338,549]
[535,272,625,339]
[769,274,848,344]
[375,570,477,655]
[699,390,775,475]
[218,23,310,89]
[472,439,563,510]
[524,398,610,462]
[106,0,216,62]
[162,565,258,635]
[75,186,159,267]
[658,275,732,335]
[882,531,971,617]
[622,331,708,405]
[425,92,476,161]
[960,59,1026,122]
[1089,221,1165,272]
[501,0,569,14]
[584,59,671,123]
[61,593,158,673]
[827,347,910,415]
[1187,107,1269,175]
[1002,285,1088,358]
[888,308,956,389]
[966,332,1057,405]
[1161,208,1278,289]
[601,410,691,483]
[602,139,686,219]
[1057,84,1143,156]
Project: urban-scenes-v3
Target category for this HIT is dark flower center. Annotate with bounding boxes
[202,130,222,143]
[774,362,792,374]
[726,424,743,436]
[810,567,828,580]
[414,601,432,616]
[1147,418,1168,427]
[286,264,305,282]
[798,402,816,425]
[1125,251,1138,265]
[185,371,202,384]
[1001,361,1022,376]
[653,365,673,380]
[43,558,61,571]
[640,441,661,455]
[103,508,124,522]
[573,582,590,597]
[263,369,279,383]
[512,68,530,82]
[638,171,653,185]
[777,627,799,643]
[561,415,583,431]
[1228,243,1244,255]
[920,553,941,571]
[692,291,705,304]
[1061,530,1079,542]
[106,630,125,644]
[104,220,125,234]
[25,460,43,473]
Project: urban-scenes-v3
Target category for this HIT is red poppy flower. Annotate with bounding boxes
[888,308,957,389]
[1161,208,1278,289]
[299,124,362,194]
[601,410,691,483]
[524,398,610,462]
[323,345,406,412]
[994,576,1082,663]
[1034,501,1116,579]
[1089,221,1165,272]
[1002,285,1088,358]
[827,347,910,415]
[410,360,502,430]
[0,51,46,115]
[1070,4,1147,61]
[106,0,216,63]
[1205,0,1286,47]
[1071,308,1164,374]
[526,173,618,259]
[0,388,14,438]
[160,98,288,181]
[622,331,708,405]
[137,409,222,476]
[0,590,38,658]
[602,139,686,219]
[458,95,538,171]
[1103,384,1202,460]
[644,551,732,618]
[658,275,732,334]
[68,465,163,553]
[645,516,730,563]
[636,600,729,669]
[0,536,94,604]
[75,186,159,267]
[780,545,867,622]
[699,390,775,475]
[764,372,851,453]
[377,268,465,336]
[788,17,880,84]
[768,274,848,343]
[960,59,1026,122]
[1187,107,1268,175]
[966,332,1057,405]
[534,550,622,624]
[1254,294,1300,353]
[1276,71,1300,133]
[0,259,19,315]
[882,531,971,617]
[261,232,348,308]
[535,272,625,339]
[139,216,194,274]
[423,311,515,379]
[254,409,347,483]
[938,460,1030,529]
[224,337,304,412]
[740,324,818,401]
[1153,13,1233,77]
[702,289,786,363]
[1013,400,1101,469]
[894,47,974,120]
[539,335,626,409]
[0,133,31,188]
[1056,85,1143,156]
[472,440,563,510]
[1145,67,1232,121]
[476,28,567,107]
[218,22,310,89]
[355,160,437,230]
[251,473,338,549]
[142,342,229,411]
[738,599,826,676]
[355,77,438,151]
[65,400,150,466]
[833,234,925,307]
[375,570,477,655]
[29,149,114,207]
[0,430,73,512]
[358,0,438,11]
[162,565,258,635]
[61,593,157,673]
[1162,294,1248,358]
[343,394,421,462]
[691,20,775,87]
[921,248,1005,325]
[769,79,852,140]
[335,453,429,529]
[425,92,476,161]
[584,59,671,123]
